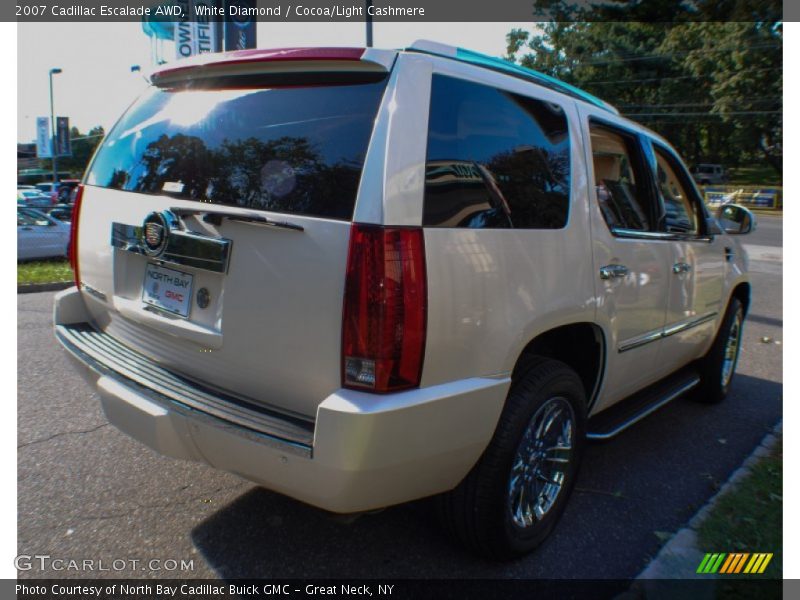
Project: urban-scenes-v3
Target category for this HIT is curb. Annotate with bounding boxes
[17,282,72,294]
[633,420,782,586]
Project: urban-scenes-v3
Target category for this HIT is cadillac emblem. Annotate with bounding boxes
[141,212,169,256]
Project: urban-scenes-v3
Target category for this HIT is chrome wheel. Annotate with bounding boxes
[507,396,575,529]
[721,309,743,388]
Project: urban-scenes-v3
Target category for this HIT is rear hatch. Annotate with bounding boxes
[76,49,393,420]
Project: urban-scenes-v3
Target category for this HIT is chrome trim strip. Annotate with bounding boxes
[618,312,718,353]
[55,323,313,457]
[611,228,713,243]
[662,312,718,338]
[82,284,107,303]
[587,375,700,440]
[111,222,232,274]
[618,329,663,353]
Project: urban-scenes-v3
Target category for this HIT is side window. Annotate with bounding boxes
[17,211,44,227]
[423,75,571,229]
[653,147,701,235]
[589,124,652,232]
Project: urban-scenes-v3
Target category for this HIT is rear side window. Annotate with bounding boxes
[589,124,652,232]
[87,78,387,220]
[423,75,571,229]
[654,147,701,234]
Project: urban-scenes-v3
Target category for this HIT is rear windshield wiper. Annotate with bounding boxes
[169,207,304,232]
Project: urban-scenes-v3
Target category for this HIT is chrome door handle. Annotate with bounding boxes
[599,264,629,280]
[672,262,692,274]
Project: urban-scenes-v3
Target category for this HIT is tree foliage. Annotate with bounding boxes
[506,4,782,177]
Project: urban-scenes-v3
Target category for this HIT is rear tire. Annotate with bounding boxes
[695,298,744,404]
[438,357,587,559]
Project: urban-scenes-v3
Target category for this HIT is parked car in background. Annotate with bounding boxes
[54,42,754,559]
[45,204,74,223]
[17,189,55,209]
[35,183,59,204]
[18,207,70,260]
[57,179,81,203]
[691,164,728,185]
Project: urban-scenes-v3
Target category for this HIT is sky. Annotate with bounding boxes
[17,21,534,142]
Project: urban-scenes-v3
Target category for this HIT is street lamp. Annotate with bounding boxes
[131,64,150,84]
[49,67,62,186]
[365,0,373,47]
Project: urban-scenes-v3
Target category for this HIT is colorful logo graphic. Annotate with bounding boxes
[697,553,773,574]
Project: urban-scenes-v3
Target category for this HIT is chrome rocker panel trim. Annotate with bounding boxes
[618,312,718,353]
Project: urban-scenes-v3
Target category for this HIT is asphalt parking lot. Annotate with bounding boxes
[17,215,782,580]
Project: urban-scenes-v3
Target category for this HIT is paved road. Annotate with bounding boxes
[18,216,782,580]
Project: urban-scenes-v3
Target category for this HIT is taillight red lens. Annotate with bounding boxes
[68,184,84,288]
[342,224,427,393]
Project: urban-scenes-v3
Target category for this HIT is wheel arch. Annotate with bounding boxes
[730,281,751,316]
[512,322,606,410]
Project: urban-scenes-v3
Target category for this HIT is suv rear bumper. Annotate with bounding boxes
[54,287,509,513]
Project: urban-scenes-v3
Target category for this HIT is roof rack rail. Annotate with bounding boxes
[406,40,619,116]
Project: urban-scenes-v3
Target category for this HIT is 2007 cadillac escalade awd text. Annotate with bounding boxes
[54,41,755,558]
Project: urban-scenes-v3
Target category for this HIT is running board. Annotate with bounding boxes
[587,369,701,441]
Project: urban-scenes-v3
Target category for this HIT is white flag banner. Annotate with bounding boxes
[193,0,218,54]
[174,0,196,59]
[36,117,51,159]
[175,0,219,59]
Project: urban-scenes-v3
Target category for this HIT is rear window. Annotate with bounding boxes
[86,78,387,220]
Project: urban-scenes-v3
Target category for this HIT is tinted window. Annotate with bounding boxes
[423,75,570,229]
[87,79,387,220]
[590,125,652,231]
[18,209,50,226]
[654,147,700,234]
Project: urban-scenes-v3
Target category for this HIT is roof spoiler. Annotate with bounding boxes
[151,47,396,85]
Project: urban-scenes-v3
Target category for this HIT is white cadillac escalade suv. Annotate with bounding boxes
[54,41,754,559]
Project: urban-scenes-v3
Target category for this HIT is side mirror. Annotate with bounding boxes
[716,204,756,235]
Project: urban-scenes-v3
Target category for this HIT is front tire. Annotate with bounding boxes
[438,357,587,559]
[695,298,744,404]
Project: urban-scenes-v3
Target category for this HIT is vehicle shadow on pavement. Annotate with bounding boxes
[190,490,485,578]
[190,374,781,580]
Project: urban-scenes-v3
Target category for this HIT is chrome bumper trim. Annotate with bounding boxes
[55,323,313,457]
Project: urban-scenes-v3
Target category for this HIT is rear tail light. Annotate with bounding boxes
[342,224,427,393]
[68,184,84,288]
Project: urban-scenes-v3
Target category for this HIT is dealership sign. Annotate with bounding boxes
[35,116,71,158]
[35,117,51,159]
[224,0,257,51]
[174,0,221,58]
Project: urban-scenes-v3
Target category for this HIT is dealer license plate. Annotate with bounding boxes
[142,263,194,318]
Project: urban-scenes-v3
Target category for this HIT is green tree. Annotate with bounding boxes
[506,3,781,178]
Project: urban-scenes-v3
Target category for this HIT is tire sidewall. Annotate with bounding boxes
[718,301,745,396]
[699,297,744,402]
[499,364,587,554]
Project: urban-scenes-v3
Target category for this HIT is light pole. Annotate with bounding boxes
[49,67,62,185]
[365,0,373,47]
[131,64,150,85]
